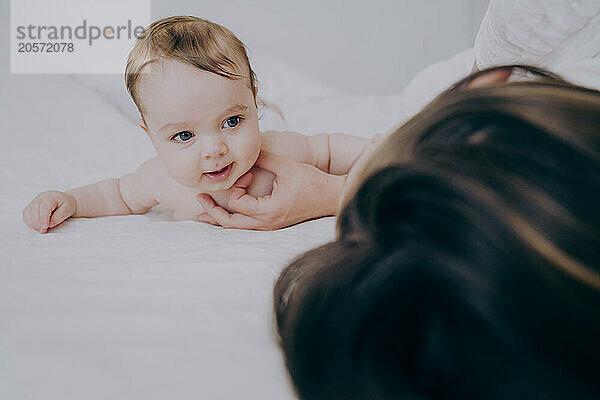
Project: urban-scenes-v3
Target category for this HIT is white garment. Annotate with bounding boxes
[474,0,600,89]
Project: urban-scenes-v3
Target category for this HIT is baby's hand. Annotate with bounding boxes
[22,190,77,233]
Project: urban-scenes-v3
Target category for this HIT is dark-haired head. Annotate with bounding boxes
[274,66,600,399]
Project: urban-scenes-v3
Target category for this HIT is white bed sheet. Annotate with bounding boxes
[0,49,474,400]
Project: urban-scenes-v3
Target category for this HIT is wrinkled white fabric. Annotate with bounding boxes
[475,0,600,89]
[1,49,475,400]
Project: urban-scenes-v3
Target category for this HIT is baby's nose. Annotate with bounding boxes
[201,141,229,160]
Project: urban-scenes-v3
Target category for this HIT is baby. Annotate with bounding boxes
[23,16,372,233]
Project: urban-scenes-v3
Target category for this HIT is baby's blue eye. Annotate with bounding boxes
[223,116,242,129]
[172,131,193,142]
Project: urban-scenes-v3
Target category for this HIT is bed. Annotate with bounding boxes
[0,48,475,399]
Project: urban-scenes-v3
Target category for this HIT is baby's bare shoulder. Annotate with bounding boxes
[119,156,164,214]
[140,157,183,194]
[138,155,164,174]
[134,156,170,191]
[261,130,313,163]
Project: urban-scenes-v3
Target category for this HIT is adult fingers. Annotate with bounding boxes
[197,194,265,230]
[194,172,257,214]
[197,185,273,217]
[226,171,259,212]
[226,188,272,216]
[233,171,254,190]
[196,213,218,225]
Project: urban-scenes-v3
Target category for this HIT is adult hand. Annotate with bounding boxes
[195,152,347,230]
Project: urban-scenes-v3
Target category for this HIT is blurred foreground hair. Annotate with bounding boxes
[274,66,600,399]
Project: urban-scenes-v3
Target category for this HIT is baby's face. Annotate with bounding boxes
[137,59,261,191]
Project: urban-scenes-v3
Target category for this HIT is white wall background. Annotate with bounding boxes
[0,0,489,98]
[152,0,490,93]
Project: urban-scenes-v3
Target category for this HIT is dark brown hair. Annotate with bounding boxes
[274,66,600,399]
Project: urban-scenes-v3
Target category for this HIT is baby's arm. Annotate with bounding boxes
[310,133,377,175]
[23,158,159,233]
[262,130,374,175]
[70,158,159,217]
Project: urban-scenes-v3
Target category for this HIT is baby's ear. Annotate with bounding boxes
[137,119,149,135]
[467,67,513,89]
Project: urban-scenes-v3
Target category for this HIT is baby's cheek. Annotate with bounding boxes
[169,169,196,187]
[250,131,262,157]
[236,130,261,161]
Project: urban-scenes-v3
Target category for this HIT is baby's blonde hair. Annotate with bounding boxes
[125,15,258,125]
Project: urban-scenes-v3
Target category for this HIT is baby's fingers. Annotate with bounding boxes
[22,201,45,233]
[48,203,73,229]
[23,193,58,233]
[37,201,55,233]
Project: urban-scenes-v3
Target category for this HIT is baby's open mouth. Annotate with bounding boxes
[203,162,234,182]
